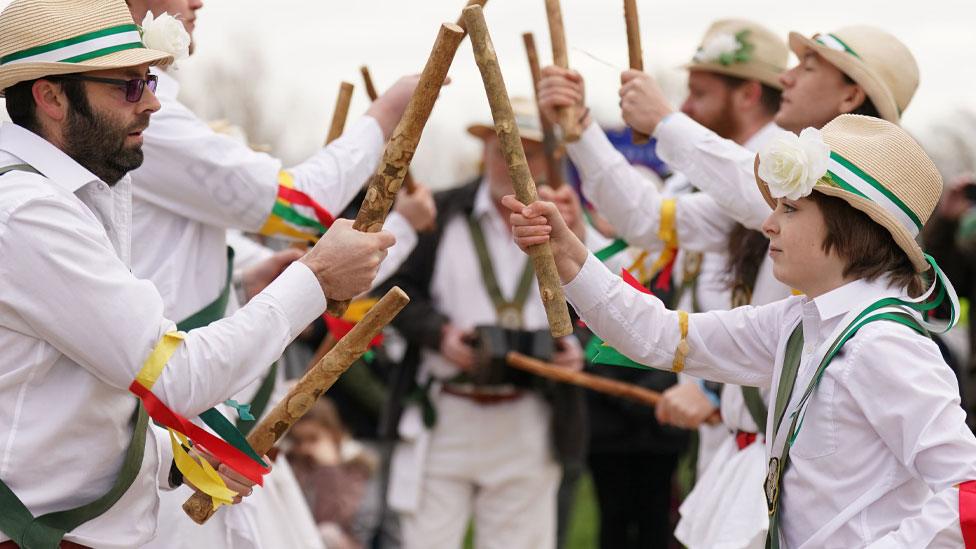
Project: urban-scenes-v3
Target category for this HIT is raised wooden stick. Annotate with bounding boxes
[182,287,411,524]
[359,65,418,195]
[623,0,649,144]
[544,0,581,142]
[455,0,488,31]
[325,81,355,145]
[523,32,564,189]
[507,351,660,407]
[465,5,573,338]
[325,23,464,318]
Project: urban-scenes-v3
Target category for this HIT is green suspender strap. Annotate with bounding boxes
[467,215,535,330]
[0,405,149,549]
[0,163,152,548]
[741,385,768,434]
[765,309,928,549]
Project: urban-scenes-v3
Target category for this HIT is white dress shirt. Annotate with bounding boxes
[565,252,976,548]
[0,123,325,547]
[131,69,416,322]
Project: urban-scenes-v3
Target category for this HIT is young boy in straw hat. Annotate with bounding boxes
[541,18,791,547]
[0,0,394,547]
[504,114,976,547]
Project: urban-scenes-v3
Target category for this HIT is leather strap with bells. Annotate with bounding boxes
[467,216,534,330]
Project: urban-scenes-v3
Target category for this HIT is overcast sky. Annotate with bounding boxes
[4,0,975,185]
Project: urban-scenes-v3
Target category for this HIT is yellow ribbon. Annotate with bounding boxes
[258,171,322,242]
[672,310,690,373]
[136,332,238,508]
[344,297,380,323]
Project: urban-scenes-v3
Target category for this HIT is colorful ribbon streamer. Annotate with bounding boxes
[960,481,976,547]
[258,171,335,242]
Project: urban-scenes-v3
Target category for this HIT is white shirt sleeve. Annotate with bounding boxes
[372,211,418,289]
[845,325,976,548]
[653,113,774,232]
[0,195,326,418]
[568,124,738,254]
[136,95,384,233]
[563,252,785,388]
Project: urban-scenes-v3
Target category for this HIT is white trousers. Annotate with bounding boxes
[398,392,561,549]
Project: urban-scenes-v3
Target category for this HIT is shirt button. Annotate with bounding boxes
[97,183,107,191]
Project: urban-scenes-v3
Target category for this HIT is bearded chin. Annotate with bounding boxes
[63,106,146,185]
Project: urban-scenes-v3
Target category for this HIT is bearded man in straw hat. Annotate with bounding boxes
[0,0,396,547]
[379,98,585,549]
[538,20,792,546]
[505,113,976,547]
[117,1,436,547]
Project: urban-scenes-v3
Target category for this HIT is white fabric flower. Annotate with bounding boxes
[141,12,190,61]
[759,128,831,200]
[694,33,739,63]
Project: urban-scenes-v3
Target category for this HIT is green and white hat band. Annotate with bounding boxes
[0,24,144,67]
[813,33,860,59]
[824,151,923,238]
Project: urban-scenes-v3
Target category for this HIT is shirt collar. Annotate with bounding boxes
[472,177,495,219]
[0,123,103,193]
[808,277,905,322]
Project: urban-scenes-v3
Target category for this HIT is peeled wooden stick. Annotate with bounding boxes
[359,66,418,195]
[523,32,564,189]
[454,0,488,31]
[325,22,464,318]
[623,0,649,144]
[465,5,572,338]
[507,351,660,407]
[544,0,581,142]
[325,81,355,145]
[182,287,411,524]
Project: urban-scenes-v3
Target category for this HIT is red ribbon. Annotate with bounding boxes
[278,186,335,227]
[323,315,383,347]
[960,480,976,547]
[735,430,758,450]
[620,268,652,295]
[653,252,678,291]
[129,381,268,485]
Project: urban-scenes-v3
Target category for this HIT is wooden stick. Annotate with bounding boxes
[507,351,660,407]
[522,32,564,189]
[465,5,573,338]
[454,0,488,32]
[182,287,411,524]
[360,66,380,101]
[623,0,649,144]
[544,0,581,142]
[325,23,464,318]
[359,65,418,195]
[325,81,354,145]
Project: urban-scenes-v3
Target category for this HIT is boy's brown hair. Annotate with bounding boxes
[810,192,925,296]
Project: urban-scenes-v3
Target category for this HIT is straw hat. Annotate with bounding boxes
[0,0,174,96]
[755,115,942,272]
[788,27,918,124]
[683,19,788,90]
[467,97,544,143]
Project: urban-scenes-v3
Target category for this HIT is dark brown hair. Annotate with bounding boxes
[726,223,769,304]
[716,73,782,117]
[809,192,925,296]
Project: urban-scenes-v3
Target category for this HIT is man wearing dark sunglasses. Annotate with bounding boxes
[0,1,397,547]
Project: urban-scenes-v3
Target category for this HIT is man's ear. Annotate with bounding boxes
[32,79,70,124]
[838,84,868,116]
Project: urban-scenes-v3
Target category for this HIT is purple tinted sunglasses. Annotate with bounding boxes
[52,74,158,103]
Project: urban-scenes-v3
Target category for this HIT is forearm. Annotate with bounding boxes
[564,252,777,387]
[654,113,772,230]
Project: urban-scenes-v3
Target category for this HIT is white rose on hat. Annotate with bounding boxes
[694,33,739,63]
[140,12,190,61]
[758,128,831,200]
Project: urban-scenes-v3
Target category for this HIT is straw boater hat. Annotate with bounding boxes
[0,0,174,96]
[467,97,544,143]
[755,115,941,273]
[683,19,789,90]
[788,27,918,124]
